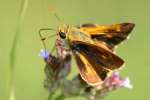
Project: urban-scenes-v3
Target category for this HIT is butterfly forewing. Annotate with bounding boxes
[71,41,124,85]
[74,51,103,85]
[78,23,135,49]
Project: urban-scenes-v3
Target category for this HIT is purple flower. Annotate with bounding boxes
[121,77,133,89]
[39,49,49,60]
[103,71,133,90]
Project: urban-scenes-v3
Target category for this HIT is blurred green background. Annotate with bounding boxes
[0,0,150,100]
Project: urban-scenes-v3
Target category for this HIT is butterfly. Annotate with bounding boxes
[41,22,135,86]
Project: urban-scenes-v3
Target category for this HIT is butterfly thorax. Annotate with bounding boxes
[55,24,71,58]
[57,24,95,51]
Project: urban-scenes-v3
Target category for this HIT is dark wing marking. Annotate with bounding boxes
[78,24,96,28]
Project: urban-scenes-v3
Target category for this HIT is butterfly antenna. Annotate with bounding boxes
[54,13,62,23]
[39,12,62,55]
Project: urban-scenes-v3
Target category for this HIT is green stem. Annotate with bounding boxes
[9,0,29,100]
[48,92,55,100]
[54,93,65,100]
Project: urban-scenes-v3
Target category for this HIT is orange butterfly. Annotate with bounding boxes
[40,23,135,86]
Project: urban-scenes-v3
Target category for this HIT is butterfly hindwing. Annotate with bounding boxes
[78,23,135,49]
[71,41,124,85]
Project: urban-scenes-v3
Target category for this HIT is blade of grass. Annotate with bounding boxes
[9,0,29,100]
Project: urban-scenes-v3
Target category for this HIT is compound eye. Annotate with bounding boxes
[59,31,66,39]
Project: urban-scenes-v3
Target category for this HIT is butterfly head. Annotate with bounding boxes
[58,24,71,39]
[56,24,73,51]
